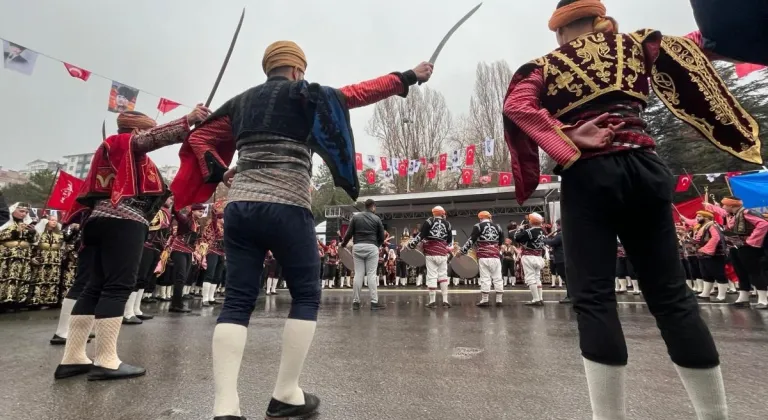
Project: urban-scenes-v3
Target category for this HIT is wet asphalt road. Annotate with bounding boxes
[0,288,766,420]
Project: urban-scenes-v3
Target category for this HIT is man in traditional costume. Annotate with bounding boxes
[138,197,173,306]
[169,204,205,312]
[692,211,728,302]
[705,197,768,309]
[513,213,546,306]
[461,211,504,306]
[0,202,38,308]
[409,206,453,309]
[323,240,339,290]
[53,106,210,381]
[503,0,763,417]
[169,40,432,419]
[30,214,64,307]
[201,208,225,306]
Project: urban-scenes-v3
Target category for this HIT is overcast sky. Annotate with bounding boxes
[0,0,700,171]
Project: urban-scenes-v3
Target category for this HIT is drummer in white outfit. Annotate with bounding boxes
[408,206,453,309]
[514,213,547,306]
[460,211,505,307]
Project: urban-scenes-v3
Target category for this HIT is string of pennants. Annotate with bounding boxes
[1,37,191,115]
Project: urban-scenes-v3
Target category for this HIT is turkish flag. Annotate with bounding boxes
[672,197,724,225]
[380,157,389,171]
[427,163,437,179]
[46,171,84,211]
[735,63,766,78]
[675,174,692,192]
[63,63,91,81]
[461,168,474,185]
[726,171,743,179]
[498,172,512,186]
[157,98,181,114]
[439,153,448,171]
[539,175,552,183]
[465,145,476,166]
[355,153,363,171]
[365,169,376,185]
[398,160,408,177]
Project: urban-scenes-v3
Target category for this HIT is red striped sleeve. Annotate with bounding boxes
[503,69,581,168]
[339,74,405,109]
[187,116,235,175]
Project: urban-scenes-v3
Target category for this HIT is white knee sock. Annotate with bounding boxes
[615,278,620,290]
[757,290,768,305]
[618,278,628,291]
[583,358,626,420]
[123,292,136,319]
[439,282,449,303]
[183,285,191,295]
[55,298,76,338]
[93,317,124,370]
[735,290,750,303]
[266,278,273,293]
[213,323,247,417]
[686,280,693,289]
[675,365,728,420]
[270,280,277,294]
[61,315,94,365]
[452,278,459,286]
[529,284,539,302]
[496,292,503,303]
[273,319,317,405]
[695,279,704,293]
[716,283,727,300]
[479,292,489,303]
[428,290,436,304]
[209,284,219,301]
[727,281,737,292]
[202,282,212,300]
[165,285,173,298]
[134,289,144,316]
[699,282,714,297]
[631,280,640,293]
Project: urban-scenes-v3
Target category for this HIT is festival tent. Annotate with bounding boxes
[729,172,768,209]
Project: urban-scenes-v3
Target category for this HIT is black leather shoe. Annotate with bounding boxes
[54,363,92,379]
[136,314,154,320]
[370,302,386,310]
[352,302,360,311]
[169,306,191,313]
[213,416,246,420]
[265,392,320,419]
[495,301,503,307]
[442,301,452,308]
[476,301,490,307]
[209,300,221,305]
[182,294,193,300]
[142,297,157,303]
[425,302,437,309]
[559,297,572,304]
[122,316,143,325]
[87,363,146,381]
[732,301,751,308]
[50,334,67,345]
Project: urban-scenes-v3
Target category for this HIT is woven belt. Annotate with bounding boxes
[237,161,309,174]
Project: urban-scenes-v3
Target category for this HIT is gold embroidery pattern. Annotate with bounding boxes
[542,31,654,118]
[653,36,761,163]
[96,172,115,189]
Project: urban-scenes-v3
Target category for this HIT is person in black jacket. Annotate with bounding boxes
[342,199,386,310]
[544,219,570,304]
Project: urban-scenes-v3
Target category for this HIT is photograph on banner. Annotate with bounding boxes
[2,40,39,75]
[108,81,140,113]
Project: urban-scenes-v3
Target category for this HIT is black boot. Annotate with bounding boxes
[265,392,320,419]
[169,306,191,313]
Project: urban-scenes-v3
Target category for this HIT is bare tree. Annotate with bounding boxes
[366,86,453,192]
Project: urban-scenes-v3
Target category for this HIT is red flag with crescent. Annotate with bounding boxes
[465,145,476,166]
[365,169,376,185]
[439,153,448,171]
[355,153,363,171]
[63,63,91,81]
[461,168,474,185]
[539,175,552,184]
[675,174,692,192]
[398,160,408,177]
[427,163,437,179]
[499,172,512,186]
[380,157,389,171]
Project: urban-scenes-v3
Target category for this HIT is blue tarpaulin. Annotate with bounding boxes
[729,171,768,209]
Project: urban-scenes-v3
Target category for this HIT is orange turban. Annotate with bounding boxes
[696,210,714,219]
[478,211,491,220]
[117,112,156,132]
[548,0,617,33]
[262,41,307,75]
[721,197,743,207]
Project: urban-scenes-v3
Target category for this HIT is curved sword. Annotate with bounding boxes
[419,3,482,84]
[205,8,246,108]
